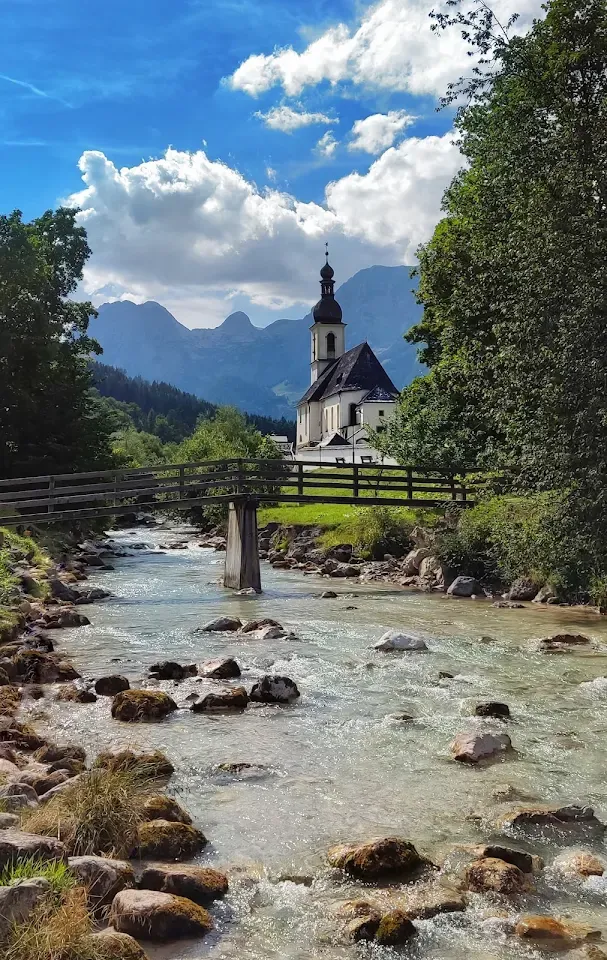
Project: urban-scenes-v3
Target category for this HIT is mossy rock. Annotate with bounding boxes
[139,864,228,905]
[327,837,430,880]
[55,683,97,703]
[88,929,149,960]
[141,795,192,824]
[11,650,80,683]
[375,910,417,945]
[94,749,174,779]
[135,820,207,860]
[110,889,213,941]
[111,690,177,722]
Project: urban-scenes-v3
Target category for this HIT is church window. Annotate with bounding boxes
[379,409,385,417]
[349,403,357,427]
[331,406,334,429]
[326,332,336,358]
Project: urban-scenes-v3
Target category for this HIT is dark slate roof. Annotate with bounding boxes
[359,385,398,403]
[320,431,349,446]
[298,342,399,404]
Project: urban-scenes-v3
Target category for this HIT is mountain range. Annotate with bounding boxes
[90,265,422,418]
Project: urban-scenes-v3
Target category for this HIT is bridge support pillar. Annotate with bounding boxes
[224,499,261,593]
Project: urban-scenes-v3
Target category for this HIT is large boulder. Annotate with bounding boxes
[498,805,605,838]
[508,578,540,601]
[69,855,135,908]
[475,701,511,720]
[111,690,177,722]
[249,675,300,704]
[401,547,431,577]
[34,742,86,765]
[327,837,430,880]
[134,820,207,860]
[110,889,213,941]
[139,865,228,906]
[148,662,196,682]
[374,631,428,652]
[538,634,593,653]
[19,768,70,796]
[447,576,484,597]
[141,795,192,824]
[0,830,66,869]
[190,687,248,712]
[515,915,602,950]
[451,731,512,764]
[200,617,242,632]
[95,675,130,696]
[239,618,282,634]
[49,578,79,602]
[464,857,529,894]
[418,555,445,587]
[94,748,174,778]
[0,878,51,938]
[477,844,533,874]
[198,657,241,680]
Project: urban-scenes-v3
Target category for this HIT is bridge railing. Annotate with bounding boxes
[0,458,473,525]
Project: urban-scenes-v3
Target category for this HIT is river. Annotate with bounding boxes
[31,524,607,959]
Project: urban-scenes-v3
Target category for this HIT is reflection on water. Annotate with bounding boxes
[36,525,607,958]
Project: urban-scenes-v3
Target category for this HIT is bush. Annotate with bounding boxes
[3,887,105,960]
[344,506,417,559]
[434,492,607,601]
[22,768,154,858]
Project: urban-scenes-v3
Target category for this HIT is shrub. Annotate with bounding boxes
[344,506,417,559]
[22,768,154,858]
[3,887,97,960]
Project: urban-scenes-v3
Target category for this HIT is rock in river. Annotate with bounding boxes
[515,914,602,949]
[94,748,174,778]
[552,849,605,878]
[464,857,530,895]
[451,731,512,764]
[475,701,511,720]
[374,631,428,652]
[141,795,192,824]
[327,837,430,880]
[498,805,605,838]
[447,576,484,597]
[110,889,213,941]
[249,675,300,703]
[135,820,207,860]
[191,686,249,712]
[200,616,242,632]
[198,657,241,680]
[149,661,196,681]
[111,690,177,722]
[95,675,130,696]
[139,865,228,906]
[375,910,417,945]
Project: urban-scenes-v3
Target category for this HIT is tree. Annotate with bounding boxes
[0,208,115,477]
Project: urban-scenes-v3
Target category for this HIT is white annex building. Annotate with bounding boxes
[296,253,399,462]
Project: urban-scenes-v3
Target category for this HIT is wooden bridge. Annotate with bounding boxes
[0,459,471,592]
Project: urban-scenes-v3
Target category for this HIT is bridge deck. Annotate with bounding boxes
[0,458,473,526]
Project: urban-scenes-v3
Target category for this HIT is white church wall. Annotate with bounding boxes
[359,401,396,433]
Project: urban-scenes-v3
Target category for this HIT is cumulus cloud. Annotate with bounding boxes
[228,0,541,99]
[349,110,415,153]
[255,104,337,132]
[316,130,339,157]
[69,136,460,323]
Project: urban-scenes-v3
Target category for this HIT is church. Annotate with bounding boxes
[296,253,399,459]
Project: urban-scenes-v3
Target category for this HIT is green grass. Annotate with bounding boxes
[0,527,51,605]
[0,856,76,898]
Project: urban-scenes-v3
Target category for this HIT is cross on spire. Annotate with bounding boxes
[325,241,329,261]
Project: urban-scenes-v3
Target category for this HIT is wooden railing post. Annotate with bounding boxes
[407,467,413,501]
[48,477,55,514]
[297,462,304,498]
[450,475,457,501]
[179,465,185,500]
[353,464,359,498]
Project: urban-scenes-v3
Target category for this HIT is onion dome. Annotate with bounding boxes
[313,245,343,323]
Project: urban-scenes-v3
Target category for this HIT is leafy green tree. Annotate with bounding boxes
[179,406,275,462]
[0,208,115,477]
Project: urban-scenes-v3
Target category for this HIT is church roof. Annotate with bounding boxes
[298,341,399,404]
[319,431,348,446]
[358,385,398,403]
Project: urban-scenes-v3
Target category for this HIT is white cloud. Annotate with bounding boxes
[316,130,339,157]
[69,135,460,324]
[349,110,415,153]
[266,165,277,181]
[255,104,337,132]
[228,0,541,99]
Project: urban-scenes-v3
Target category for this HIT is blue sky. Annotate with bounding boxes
[0,0,534,326]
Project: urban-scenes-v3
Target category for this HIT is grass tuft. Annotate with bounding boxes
[0,855,76,898]
[22,767,155,858]
[3,887,99,960]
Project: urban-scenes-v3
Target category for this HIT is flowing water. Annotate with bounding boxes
[32,524,607,959]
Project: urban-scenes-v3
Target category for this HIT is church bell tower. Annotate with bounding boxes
[310,245,346,383]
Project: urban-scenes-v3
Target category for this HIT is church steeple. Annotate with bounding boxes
[313,244,343,323]
[310,244,346,383]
